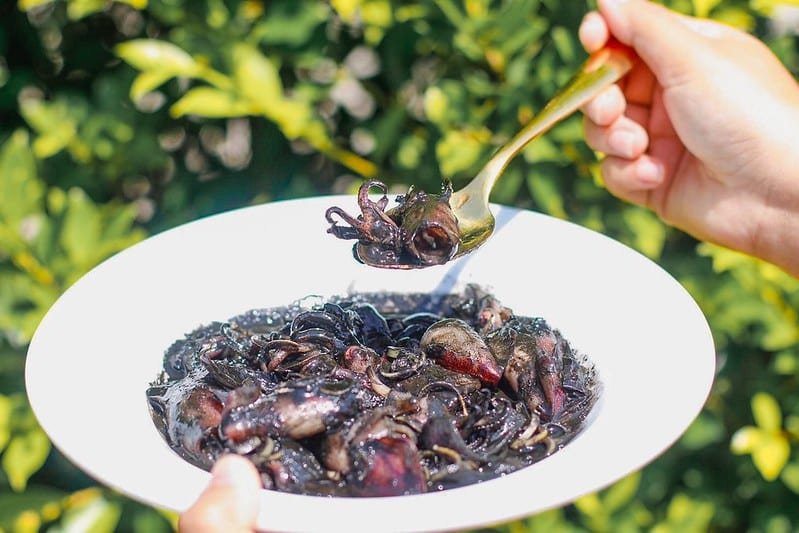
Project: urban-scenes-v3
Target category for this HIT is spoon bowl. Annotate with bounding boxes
[451,41,634,257]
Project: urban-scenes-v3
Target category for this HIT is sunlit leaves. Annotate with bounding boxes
[116,40,198,77]
[731,392,791,481]
[435,129,488,177]
[19,0,148,19]
[129,71,176,103]
[117,38,376,176]
[0,131,43,229]
[252,1,329,46]
[3,430,50,492]
[423,87,449,126]
[171,88,254,118]
[330,0,362,22]
[58,188,145,285]
[692,0,723,17]
[231,44,283,106]
[697,243,799,350]
[574,472,643,531]
[622,207,667,260]
[527,168,567,219]
[0,132,145,345]
[0,396,12,453]
[679,412,725,450]
[0,395,50,492]
[650,494,715,533]
[50,490,121,533]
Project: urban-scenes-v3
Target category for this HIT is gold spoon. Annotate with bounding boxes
[450,40,634,257]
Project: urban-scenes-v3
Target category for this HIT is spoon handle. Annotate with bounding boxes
[470,39,635,200]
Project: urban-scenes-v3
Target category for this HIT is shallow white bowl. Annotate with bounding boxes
[26,196,714,532]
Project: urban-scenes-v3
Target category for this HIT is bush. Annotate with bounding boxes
[1,0,797,530]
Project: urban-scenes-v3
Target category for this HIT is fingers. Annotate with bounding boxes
[596,0,707,88]
[584,114,648,159]
[578,11,608,53]
[179,455,263,533]
[600,154,666,207]
[581,84,625,126]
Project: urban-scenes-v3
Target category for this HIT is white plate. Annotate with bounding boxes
[26,196,714,533]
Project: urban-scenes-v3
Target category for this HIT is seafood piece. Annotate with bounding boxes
[341,345,381,373]
[420,318,502,386]
[253,439,326,494]
[147,382,224,469]
[221,376,369,442]
[348,303,394,350]
[419,398,486,462]
[348,437,427,497]
[325,180,461,269]
[321,407,416,474]
[392,362,482,396]
[534,329,567,420]
[489,321,567,420]
[497,330,546,415]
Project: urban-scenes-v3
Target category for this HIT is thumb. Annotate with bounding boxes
[179,455,263,533]
[598,0,719,88]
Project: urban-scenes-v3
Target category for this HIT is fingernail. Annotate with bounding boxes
[608,130,635,158]
[602,0,630,7]
[636,158,664,185]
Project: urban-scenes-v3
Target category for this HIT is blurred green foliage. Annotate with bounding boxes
[0,0,797,530]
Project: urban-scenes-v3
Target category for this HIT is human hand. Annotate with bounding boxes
[179,455,263,533]
[579,0,799,276]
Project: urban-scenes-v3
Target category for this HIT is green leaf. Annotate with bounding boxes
[782,462,799,494]
[522,135,564,164]
[66,0,107,20]
[527,165,567,218]
[17,0,54,11]
[170,87,253,118]
[60,188,102,266]
[573,491,603,518]
[730,426,763,455]
[603,471,641,513]
[50,494,121,533]
[0,395,11,453]
[0,130,44,228]
[115,40,198,76]
[490,165,523,205]
[653,493,715,532]
[680,413,724,450]
[622,207,667,260]
[252,1,329,46]
[692,0,722,17]
[129,71,176,101]
[132,507,173,533]
[752,392,782,432]
[752,434,790,481]
[330,0,362,22]
[423,86,449,126]
[2,427,51,492]
[118,0,147,7]
[266,99,314,139]
[232,44,284,110]
[436,130,485,177]
[0,487,66,526]
[551,26,577,63]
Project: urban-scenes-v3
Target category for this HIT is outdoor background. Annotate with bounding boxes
[0,0,798,531]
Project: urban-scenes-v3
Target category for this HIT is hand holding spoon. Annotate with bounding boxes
[326,40,634,269]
